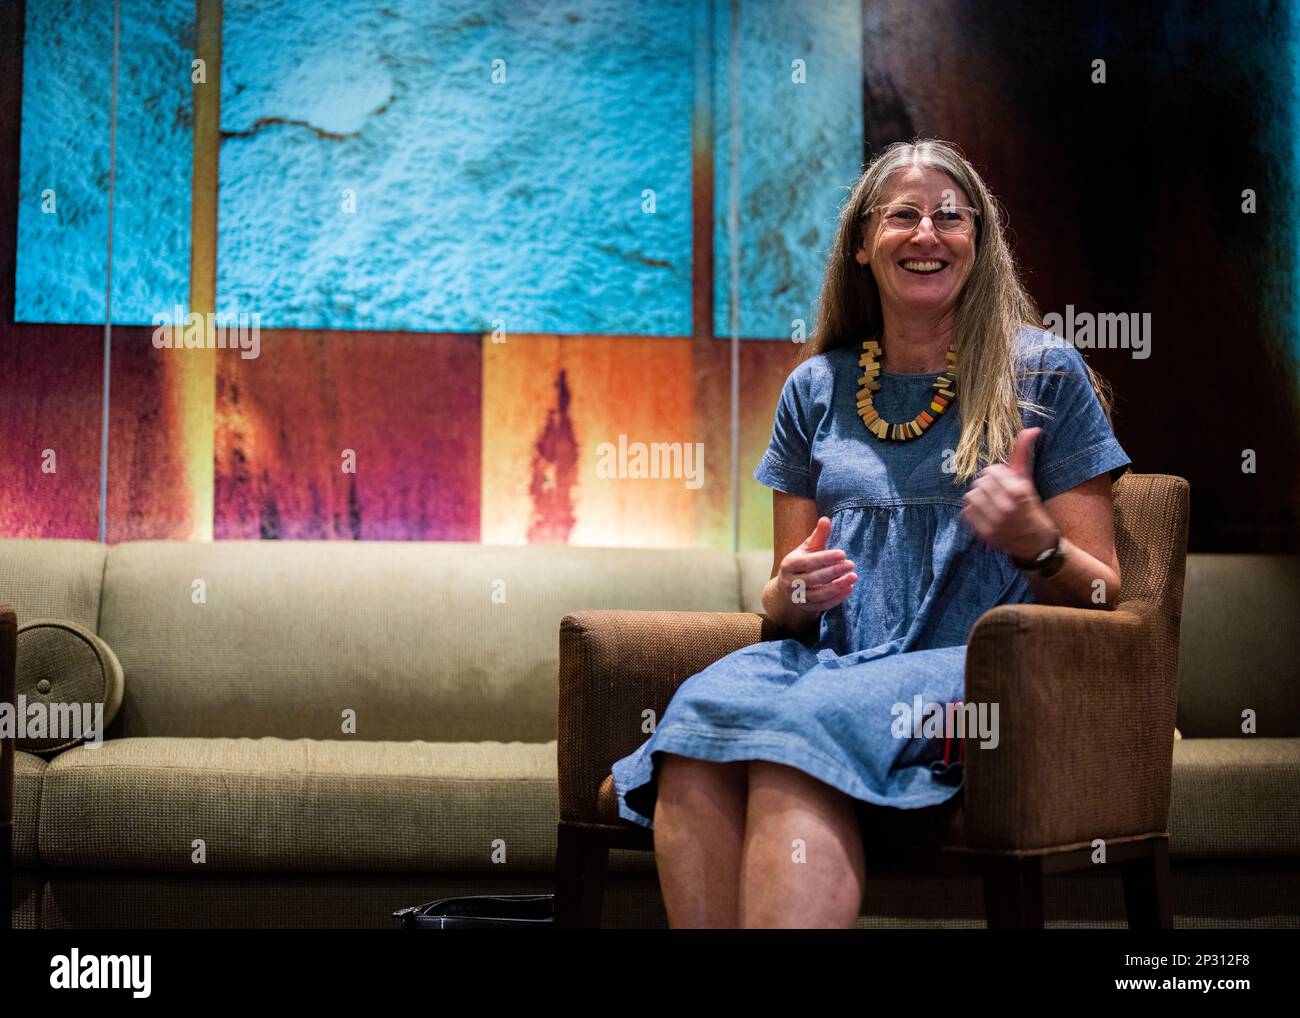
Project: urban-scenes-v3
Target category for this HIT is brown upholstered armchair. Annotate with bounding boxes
[555,473,1190,928]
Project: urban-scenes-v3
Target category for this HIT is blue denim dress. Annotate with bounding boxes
[611,327,1131,829]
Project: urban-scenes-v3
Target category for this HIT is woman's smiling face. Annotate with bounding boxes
[856,164,976,317]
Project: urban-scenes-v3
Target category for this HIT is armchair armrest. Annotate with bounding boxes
[963,597,1178,852]
[558,610,796,823]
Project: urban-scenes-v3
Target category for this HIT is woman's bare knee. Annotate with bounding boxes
[653,754,749,928]
[740,759,867,927]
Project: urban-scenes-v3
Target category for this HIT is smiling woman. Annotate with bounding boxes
[611,137,1133,929]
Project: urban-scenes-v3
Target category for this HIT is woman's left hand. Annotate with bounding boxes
[959,427,1058,560]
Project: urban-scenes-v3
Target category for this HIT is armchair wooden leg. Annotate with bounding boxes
[554,823,610,929]
[982,855,1046,929]
[1121,837,1172,929]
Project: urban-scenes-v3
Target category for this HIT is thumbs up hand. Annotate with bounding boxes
[1007,425,1038,480]
[959,427,1058,561]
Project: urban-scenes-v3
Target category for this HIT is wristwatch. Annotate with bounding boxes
[1011,526,1067,578]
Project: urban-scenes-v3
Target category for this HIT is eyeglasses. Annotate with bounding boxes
[866,202,980,235]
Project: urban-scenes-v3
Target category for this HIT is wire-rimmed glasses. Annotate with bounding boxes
[866,202,980,234]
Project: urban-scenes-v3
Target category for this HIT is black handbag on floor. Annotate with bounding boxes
[393,894,554,929]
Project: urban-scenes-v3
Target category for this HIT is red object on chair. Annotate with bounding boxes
[942,700,966,767]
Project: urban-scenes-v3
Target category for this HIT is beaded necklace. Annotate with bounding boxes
[855,339,957,440]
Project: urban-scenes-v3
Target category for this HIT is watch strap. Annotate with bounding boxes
[1012,526,1065,574]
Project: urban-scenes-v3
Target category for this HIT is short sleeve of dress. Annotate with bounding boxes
[1020,334,1132,502]
[753,361,816,499]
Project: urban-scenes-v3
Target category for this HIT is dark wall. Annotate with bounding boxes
[862,0,1300,552]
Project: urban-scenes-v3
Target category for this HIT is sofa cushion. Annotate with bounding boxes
[0,539,106,632]
[1170,738,1300,858]
[98,541,741,741]
[1177,555,1300,738]
[38,736,566,872]
[13,750,46,866]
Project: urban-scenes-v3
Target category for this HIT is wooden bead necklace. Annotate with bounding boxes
[856,339,957,440]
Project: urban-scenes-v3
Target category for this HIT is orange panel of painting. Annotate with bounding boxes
[106,326,199,541]
[482,335,722,548]
[738,339,805,552]
[215,330,481,540]
[0,325,102,538]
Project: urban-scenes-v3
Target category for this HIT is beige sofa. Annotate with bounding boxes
[2,537,1298,928]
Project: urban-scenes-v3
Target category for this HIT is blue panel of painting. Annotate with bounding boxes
[713,0,862,340]
[218,0,693,335]
[16,0,193,326]
[15,0,114,324]
[110,0,194,324]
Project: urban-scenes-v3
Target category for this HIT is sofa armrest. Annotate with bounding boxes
[558,610,796,823]
[963,598,1177,852]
